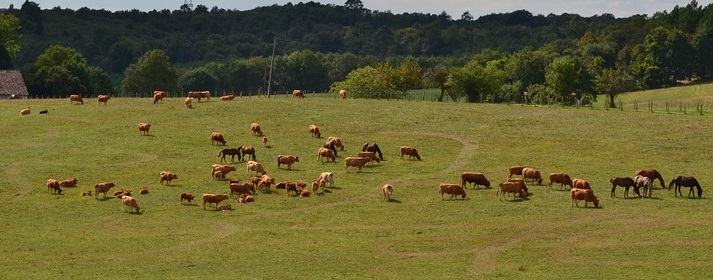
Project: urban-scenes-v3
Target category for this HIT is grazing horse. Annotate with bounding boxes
[218,148,242,163]
[635,169,665,189]
[610,177,638,198]
[361,143,383,160]
[634,175,653,198]
[240,145,256,161]
[669,176,703,198]
[323,140,338,157]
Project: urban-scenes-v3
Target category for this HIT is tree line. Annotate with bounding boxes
[1,0,712,107]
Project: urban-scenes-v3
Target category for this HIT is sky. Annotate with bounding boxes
[4,0,712,19]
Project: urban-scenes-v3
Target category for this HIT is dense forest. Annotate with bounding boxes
[1,0,712,105]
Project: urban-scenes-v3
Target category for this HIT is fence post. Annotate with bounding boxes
[666,102,669,114]
[620,100,623,111]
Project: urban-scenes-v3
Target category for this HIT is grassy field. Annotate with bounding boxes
[1,89,713,279]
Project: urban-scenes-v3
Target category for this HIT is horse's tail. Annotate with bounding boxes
[217,150,223,157]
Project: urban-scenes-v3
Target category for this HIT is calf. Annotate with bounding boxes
[139,187,149,195]
[439,183,467,200]
[262,136,268,147]
[211,132,226,145]
[138,122,151,136]
[277,155,299,170]
[497,181,527,201]
[522,167,543,185]
[460,172,490,189]
[219,94,235,101]
[184,97,193,108]
[549,173,573,190]
[180,193,195,204]
[317,148,336,163]
[571,188,599,207]
[80,191,92,196]
[400,146,421,160]
[94,182,116,199]
[318,172,334,188]
[312,179,326,194]
[202,193,230,210]
[217,204,232,211]
[308,125,322,138]
[238,194,255,203]
[121,196,140,213]
[344,157,371,172]
[47,179,62,195]
[299,189,310,197]
[383,184,393,202]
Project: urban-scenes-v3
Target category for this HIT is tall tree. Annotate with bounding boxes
[423,65,450,102]
[25,45,112,97]
[0,13,21,58]
[121,50,180,96]
[593,67,635,108]
[545,56,579,103]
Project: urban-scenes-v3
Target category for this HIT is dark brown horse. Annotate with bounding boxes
[669,176,703,198]
[361,143,383,160]
[240,146,256,161]
[610,177,638,198]
[635,169,665,189]
[218,148,242,163]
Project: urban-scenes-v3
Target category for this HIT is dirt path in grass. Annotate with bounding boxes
[4,162,34,200]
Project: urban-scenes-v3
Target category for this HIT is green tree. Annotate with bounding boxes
[395,56,422,93]
[423,65,450,102]
[446,59,502,103]
[545,56,579,103]
[178,67,218,92]
[593,67,635,108]
[25,45,112,97]
[330,63,404,99]
[0,13,21,58]
[121,50,180,96]
[344,0,364,10]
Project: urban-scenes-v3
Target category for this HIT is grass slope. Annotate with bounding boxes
[1,95,712,279]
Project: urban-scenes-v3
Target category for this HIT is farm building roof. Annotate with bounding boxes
[0,70,29,99]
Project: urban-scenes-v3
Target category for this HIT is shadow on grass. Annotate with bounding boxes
[128,211,143,215]
[387,198,402,203]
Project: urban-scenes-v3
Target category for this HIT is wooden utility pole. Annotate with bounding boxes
[267,36,276,98]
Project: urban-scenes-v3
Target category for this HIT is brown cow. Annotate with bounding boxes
[548,173,573,190]
[277,155,299,170]
[202,193,229,210]
[317,172,335,188]
[80,191,92,196]
[382,184,393,201]
[400,146,421,160]
[238,194,255,203]
[507,178,529,194]
[282,182,299,196]
[610,177,637,198]
[317,148,336,163]
[338,89,347,99]
[211,164,236,179]
[97,94,111,105]
[47,179,62,195]
[571,188,599,207]
[139,187,149,194]
[138,122,151,136]
[246,160,267,176]
[508,165,525,179]
[344,157,371,172]
[219,94,235,101]
[326,137,344,151]
[439,183,467,200]
[250,123,264,136]
[69,94,84,104]
[257,175,275,192]
[20,107,30,115]
[292,89,305,98]
[522,167,543,185]
[229,182,255,197]
[187,90,210,102]
[299,189,310,197]
[184,97,193,108]
[308,125,322,138]
[159,171,178,185]
[153,91,167,104]
[357,151,380,164]
[460,172,490,189]
[211,132,226,145]
[121,196,140,213]
[312,179,326,194]
[59,178,78,188]
[180,193,195,204]
[497,181,527,201]
[94,182,116,199]
[262,136,268,147]
[572,178,591,190]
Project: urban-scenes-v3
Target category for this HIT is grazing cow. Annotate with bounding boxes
[211,132,226,146]
[572,178,592,190]
[292,89,305,98]
[338,89,347,99]
[317,148,336,163]
[250,123,264,136]
[139,187,149,194]
[202,193,230,210]
[308,125,322,138]
[362,143,383,160]
[69,94,84,104]
[318,172,335,188]
[439,183,467,200]
[229,182,255,197]
[508,166,526,179]
[400,146,421,160]
[344,157,371,172]
[460,172,490,189]
[80,191,92,196]
[246,161,267,176]
[635,169,666,189]
[187,91,210,102]
[153,91,167,104]
[610,177,637,198]
[311,179,326,194]
[219,95,235,101]
[506,178,529,194]
[138,122,151,136]
[571,188,599,207]
[669,176,703,198]
[300,189,310,197]
[184,97,193,108]
[97,95,111,105]
[282,182,299,196]
[94,182,116,199]
[549,173,573,190]
[121,196,140,213]
[180,193,195,204]
[497,181,527,201]
[257,175,275,192]
[326,137,344,151]
[357,151,380,164]
[277,155,299,170]
[262,136,268,147]
[218,148,242,163]
[217,204,232,211]
[20,107,30,115]
[240,146,257,161]
[211,164,237,178]
[634,175,653,198]
[47,179,62,195]
[212,170,225,180]
[522,168,543,185]
[382,184,393,201]
[323,140,339,157]
[160,171,178,185]
[59,178,78,188]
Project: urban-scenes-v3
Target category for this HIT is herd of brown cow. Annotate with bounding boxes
[44,91,702,214]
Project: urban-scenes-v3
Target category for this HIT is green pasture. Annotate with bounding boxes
[1,90,712,279]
